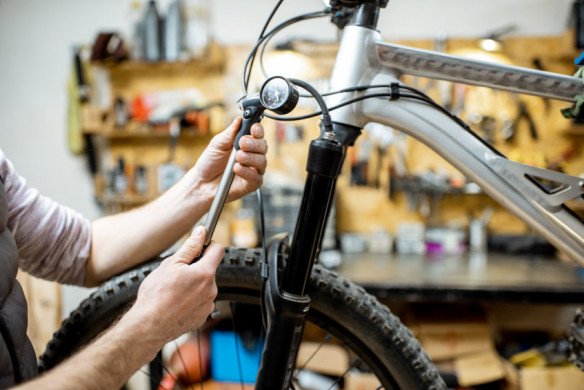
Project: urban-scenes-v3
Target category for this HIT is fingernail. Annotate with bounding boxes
[194,226,205,236]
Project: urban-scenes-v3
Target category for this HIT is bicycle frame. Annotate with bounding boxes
[255,3,584,388]
[327,25,584,264]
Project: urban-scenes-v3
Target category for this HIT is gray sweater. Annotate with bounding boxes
[0,149,91,386]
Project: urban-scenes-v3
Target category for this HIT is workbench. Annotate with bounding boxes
[337,252,584,304]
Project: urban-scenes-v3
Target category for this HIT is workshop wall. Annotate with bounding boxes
[0,0,577,316]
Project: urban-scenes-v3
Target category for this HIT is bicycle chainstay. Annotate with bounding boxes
[570,308,584,371]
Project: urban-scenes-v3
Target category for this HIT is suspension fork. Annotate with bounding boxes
[256,131,346,389]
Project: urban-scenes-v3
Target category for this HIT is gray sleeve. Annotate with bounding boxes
[0,150,91,286]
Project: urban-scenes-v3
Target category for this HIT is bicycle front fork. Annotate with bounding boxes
[256,130,345,389]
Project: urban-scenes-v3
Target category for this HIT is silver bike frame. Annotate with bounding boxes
[327,26,584,264]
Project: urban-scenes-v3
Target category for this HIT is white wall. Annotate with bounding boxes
[0,0,575,315]
[211,0,574,43]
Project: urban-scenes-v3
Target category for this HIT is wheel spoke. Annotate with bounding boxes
[195,329,204,390]
[138,367,170,390]
[229,302,246,390]
[297,334,332,371]
[173,338,195,388]
[325,358,361,390]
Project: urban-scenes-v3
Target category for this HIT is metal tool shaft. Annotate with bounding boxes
[203,149,237,246]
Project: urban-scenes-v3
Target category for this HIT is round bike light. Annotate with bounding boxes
[260,76,299,115]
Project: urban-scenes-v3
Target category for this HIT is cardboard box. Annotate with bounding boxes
[407,305,494,362]
[520,366,584,390]
[454,349,506,387]
[414,321,494,361]
[502,359,521,390]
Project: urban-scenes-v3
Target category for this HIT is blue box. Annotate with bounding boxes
[210,330,264,384]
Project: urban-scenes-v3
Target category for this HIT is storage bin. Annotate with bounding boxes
[210,330,264,384]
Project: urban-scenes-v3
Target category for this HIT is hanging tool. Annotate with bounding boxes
[167,117,180,162]
[574,0,584,49]
[157,117,185,194]
[503,101,539,143]
[479,115,497,144]
[368,123,394,189]
[73,47,99,177]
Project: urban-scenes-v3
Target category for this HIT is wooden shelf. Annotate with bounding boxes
[80,42,227,215]
[84,122,209,139]
[92,43,226,75]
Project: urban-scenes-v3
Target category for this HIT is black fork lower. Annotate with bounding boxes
[256,135,345,389]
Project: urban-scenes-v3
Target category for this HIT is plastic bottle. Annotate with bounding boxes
[135,165,148,195]
[165,0,186,61]
[143,0,163,62]
[128,0,144,60]
[113,157,128,194]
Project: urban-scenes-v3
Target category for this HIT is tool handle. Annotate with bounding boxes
[200,95,265,249]
[234,96,264,151]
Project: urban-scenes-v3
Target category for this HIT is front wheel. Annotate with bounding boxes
[39,248,445,389]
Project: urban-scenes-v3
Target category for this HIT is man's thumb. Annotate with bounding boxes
[174,226,206,264]
[213,117,242,148]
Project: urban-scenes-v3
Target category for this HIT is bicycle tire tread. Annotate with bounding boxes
[192,247,444,389]
[39,248,445,389]
[39,260,161,371]
[310,267,443,389]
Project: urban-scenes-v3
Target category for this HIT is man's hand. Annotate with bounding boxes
[190,116,268,202]
[18,227,223,390]
[87,117,267,286]
[125,226,222,344]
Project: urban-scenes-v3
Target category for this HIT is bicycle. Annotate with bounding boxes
[38,1,584,389]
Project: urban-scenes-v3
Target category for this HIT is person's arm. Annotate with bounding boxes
[16,226,221,390]
[85,117,267,286]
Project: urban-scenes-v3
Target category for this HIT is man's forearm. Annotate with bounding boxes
[86,174,213,285]
[19,226,222,390]
[84,118,267,286]
[16,309,161,390]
